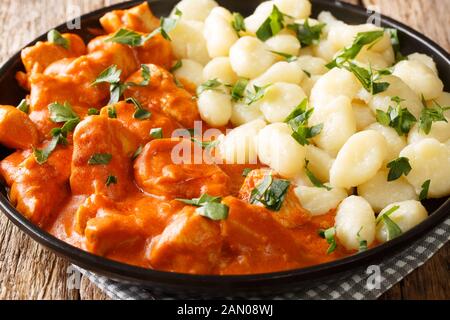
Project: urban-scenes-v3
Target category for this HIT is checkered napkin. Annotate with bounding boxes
[75,217,449,300]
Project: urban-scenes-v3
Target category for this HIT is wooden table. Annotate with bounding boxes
[0,0,448,300]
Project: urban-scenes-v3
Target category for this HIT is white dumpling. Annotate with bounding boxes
[399,138,450,198]
[257,123,306,178]
[230,102,264,127]
[310,96,356,157]
[357,170,418,213]
[229,36,276,78]
[365,122,407,163]
[299,74,320,96]
[408,53,438,75]
[408,119,450,145]
[203,57,238,85]
[295,185,347,216]
[335,196,376,251]
[305,145,334,182]
[218,119,266,164]
[330,130,387,188]
[251,61,304,87]
[258,82,307,123]
[274,0,312,19]
[203,7,239,58]
[197,89,232,126]
[393,60,444,100]
[265,35,301,58]
[172,59,204,86]
[310,68,361,110]
[169,19,210,65]
[294,55,328,76]
[368,75,423,119]
[376,200,428,243]
[173,0,218,21]
[353,102,376,131]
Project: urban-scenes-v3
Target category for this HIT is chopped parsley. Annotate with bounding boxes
[249,174,291,211]
[17,99,29,114]
[231,78,249,101]
[88,153,112,165]
[418,98,449,135]
[231,12,246,34]
[376,96,417,136]
[386,157,412,181]
[318,227,337,254]
[197,79,222,95]
[256,5,286,41]
[106,175,118,186]
[170,60,183,73]
[47,29,69,49]
[287,19,325,47]
[419,180,431,201]
[126,97,151,120]
[150,128,163,139]
[177,194,229,221]
[244,84,271,105]
[285,99,323,146]
[305,160,332,190]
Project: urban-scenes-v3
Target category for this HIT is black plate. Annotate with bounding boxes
[0,0,448,297]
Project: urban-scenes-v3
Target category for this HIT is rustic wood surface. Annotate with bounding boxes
[0,0,448,300]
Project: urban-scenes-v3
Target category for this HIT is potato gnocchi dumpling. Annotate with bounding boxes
[304,145,334,183]
[168,19,210,65]
[258,82,307,123]
[172,59,204,86]
[399,139,450,198]
[310,96,356,157]
[251,61,304,87]
[197,89,233,126]
[265,35,301,58]
[368,75,423,119]
[295,185,347,216]
[393,60,444,100]
[330,130,387,188]
[335,196,376,251]
[376,201,428,243]
[229,36,276,78]
[357,170,417,213]
[203,7,239,58]
[218,119,266,164]
[173,0,218,21]
[365,123,407,163]
[202,57,238,85]
[230,102,264,127]
[257,123,306,178]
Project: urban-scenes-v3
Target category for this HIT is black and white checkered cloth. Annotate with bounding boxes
[75,217,449,300]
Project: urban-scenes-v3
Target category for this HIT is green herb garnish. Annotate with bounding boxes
[419,180,431,201]
[249,174,291,211]
[150,128,163,139]
[106,175,118,186]
[318,227,337,254]
[305,160,332,190]
[47,29,69,49]
[256,5,286,41]
[376,96,417,135]
[88,153,112,165]
[17,99,29,114]
[386,157,412,181]
[287,19,325,47]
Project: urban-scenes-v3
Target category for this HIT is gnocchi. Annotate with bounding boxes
[376,201,428,243]
[357,170,418,212]
[393,60,444,100]
[229,36,276,78]
[173,0,218,21]
[330,130,388,188]
[203,7,239,58]
[399,138,450,198]
[257,123,307,178]
[172,59,204,86]
[218,119,266,164]
[258,82,307,123]
[203,57,238,85]
[295,185,347,216]
[335,196,376,251]
[197,88,232,126]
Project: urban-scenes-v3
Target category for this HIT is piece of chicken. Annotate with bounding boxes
[124,64,200,128]
[100,101,181,146]
[0,105,40,149]
[239,169,311,228]
[70,115,139,200]
[134,138,231,199]
[99,2,160,34]
[148,206,222,274]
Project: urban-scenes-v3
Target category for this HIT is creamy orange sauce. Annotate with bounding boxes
[0,2,357,275]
